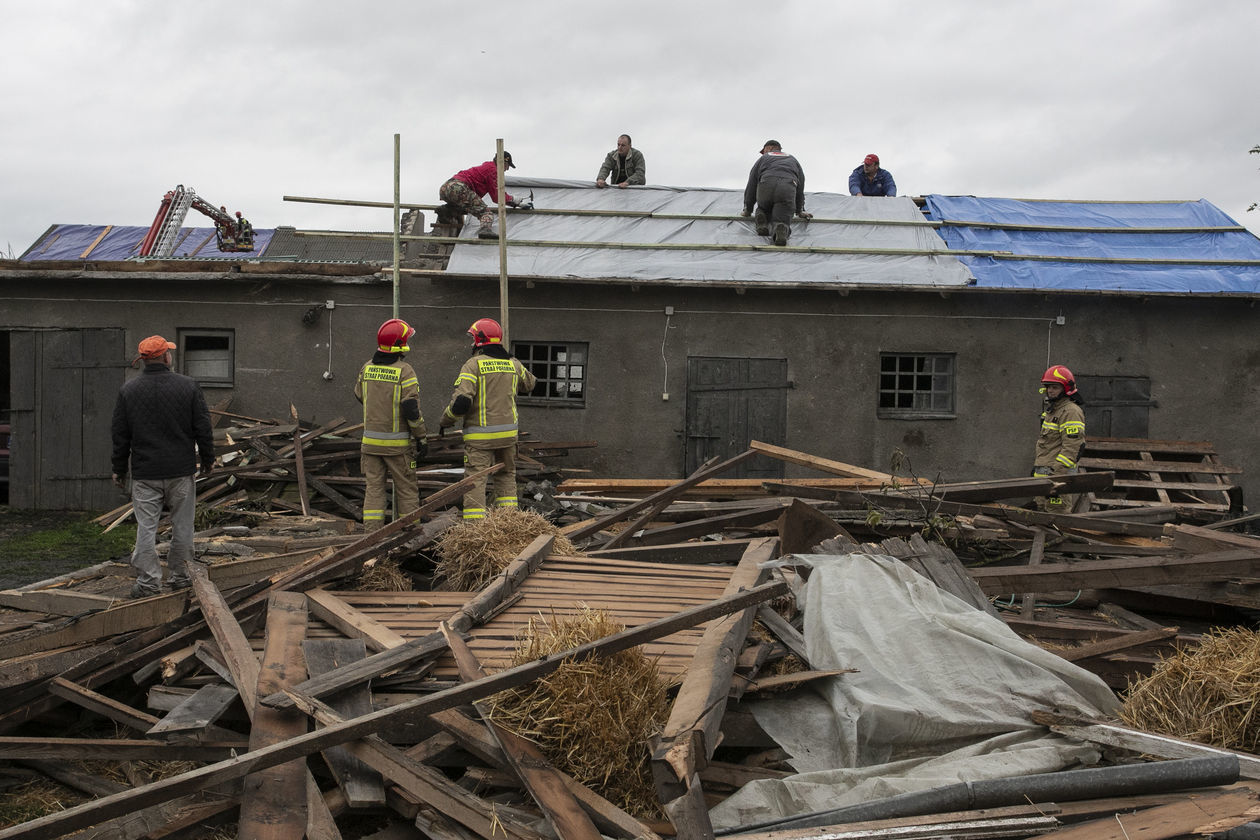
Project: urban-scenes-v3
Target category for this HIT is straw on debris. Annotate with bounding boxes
[1121,626,1260,753]
[433,508,579,591]
[354,556,413,591]
[486,606,669,819]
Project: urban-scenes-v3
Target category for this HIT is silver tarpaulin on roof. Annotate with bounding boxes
[445,179,974,287]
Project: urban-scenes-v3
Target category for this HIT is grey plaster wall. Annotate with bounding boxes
[2,268,1257,510]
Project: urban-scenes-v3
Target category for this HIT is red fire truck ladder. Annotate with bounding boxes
[138,185,255,257]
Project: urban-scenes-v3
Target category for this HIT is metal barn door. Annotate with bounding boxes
[685,357,788,479]
[10,329,127,509]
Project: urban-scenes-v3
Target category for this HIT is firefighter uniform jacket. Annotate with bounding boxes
[355,357,426,456]
[1034,397,1085,474]
[442,349,537,450]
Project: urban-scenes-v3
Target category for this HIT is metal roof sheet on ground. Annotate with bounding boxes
[19,224,277,261]
[444,178,975,288]
[923,196,1260,294]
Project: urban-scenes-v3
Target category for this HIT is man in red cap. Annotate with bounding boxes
[849,153,897,197]
[111,335,214,597]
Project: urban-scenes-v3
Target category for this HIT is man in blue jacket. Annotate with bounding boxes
[849,153,897,196]
[111,335,214,597]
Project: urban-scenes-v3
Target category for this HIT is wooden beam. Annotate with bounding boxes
[302,639,386,809]
[749,440,895,482]
[238,592,312,839]
[565,449,758,542]
[305,588,407,652]
[1058,626,1179,663]
[48,677,159,734]
[0,582,786,840]
[0,737,246,761]
[970,549,1260,595]
[440,623,604,840]
[0,589,116,616]
[652,538,778,839]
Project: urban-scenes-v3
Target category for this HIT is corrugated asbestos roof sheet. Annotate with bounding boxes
[923,196,1260,294]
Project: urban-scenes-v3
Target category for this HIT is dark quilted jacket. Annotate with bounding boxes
[111,363,214,479]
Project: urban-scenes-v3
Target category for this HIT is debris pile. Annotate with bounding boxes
[1,439,1260,838]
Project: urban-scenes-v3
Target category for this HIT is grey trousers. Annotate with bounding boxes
[756,178,797,231]
[130,476,196,592]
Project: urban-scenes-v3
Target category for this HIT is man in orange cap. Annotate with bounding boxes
[111,335,214,597]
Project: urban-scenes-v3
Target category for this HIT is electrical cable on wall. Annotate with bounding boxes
[660,311,673,399]
[324,305,335,381]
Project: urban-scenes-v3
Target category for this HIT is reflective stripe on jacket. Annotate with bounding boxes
[443,353,537,449]
[1034,398,1085,474]
[355,359,425,455]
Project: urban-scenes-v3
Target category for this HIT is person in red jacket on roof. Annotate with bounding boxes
[438,152,523,240]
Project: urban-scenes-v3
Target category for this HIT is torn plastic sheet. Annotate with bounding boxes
[445,179,974,287]
[709,553,1117,829]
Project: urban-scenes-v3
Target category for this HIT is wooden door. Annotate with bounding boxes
[685,357,788,478]
[1076,375,1153,438]
[10,329,127,509]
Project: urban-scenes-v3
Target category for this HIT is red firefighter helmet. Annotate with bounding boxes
[1041,364,1077,395]
[377,318,415,353]
[467,317,503,347]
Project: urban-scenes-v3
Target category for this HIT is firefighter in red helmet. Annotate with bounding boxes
[354,318,428,531]
[439,318,537,521]
[1033,364,1086,512]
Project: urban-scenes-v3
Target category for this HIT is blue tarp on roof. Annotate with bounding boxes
[923,196,1260,294]
[20,224,275,261]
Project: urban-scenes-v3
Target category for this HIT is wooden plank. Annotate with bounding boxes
[749,440,894,482]
[1,590,189,660]
[238,591,312,840]
[588,539,756,565]
[0,589,116,616]
[1084,438,1219,454]
[969,548,1260,595]
[1077,456,1241,474]
[1058,626,1179,662]
[1020,529,1047,618]
[565,449,758,542]
[303,639,386,809]
[652,538,777,839]
[755,606,808,664]
[239,591,311,840]
[305,588,407,652]
[146,684,240,737]
[47,677,159,734]
[776,498,847,555]
[0,737,246,761]
[0,582,786,840]
[1027,789,1260,840]
[440,623,604,840]
[291,404,311,516]
[631,502,788,546]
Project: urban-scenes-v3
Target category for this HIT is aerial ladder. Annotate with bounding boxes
[137,185,255,257]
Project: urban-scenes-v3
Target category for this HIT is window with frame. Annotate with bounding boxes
[512,341,587,406]
[179,329,235,388]
[878,352,955,418]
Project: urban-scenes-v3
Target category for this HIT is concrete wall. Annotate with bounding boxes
[2,266,1257,508]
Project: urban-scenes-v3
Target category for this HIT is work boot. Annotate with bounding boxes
[754,210,769,237]
[166,575,190,591]
[476,214,497,240]
[772,224,790,246]
[129,582,160,599]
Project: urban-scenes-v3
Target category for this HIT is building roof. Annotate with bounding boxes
[443,178,975,289]
[923,195,1260,294]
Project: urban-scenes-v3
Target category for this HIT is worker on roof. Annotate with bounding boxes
[741,140,812,247]
[1033,364,1087,513]
[438,151,525,240]
[850,153,897,196]
[355,319,428,532]
[111,335,214,598]
[439,318,537,522]
[595,134,646,188]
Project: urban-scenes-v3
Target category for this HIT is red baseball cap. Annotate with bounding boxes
[137,335,176,359]
[864,154,880,166]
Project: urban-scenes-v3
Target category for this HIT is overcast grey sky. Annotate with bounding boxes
[2,1,1257,255]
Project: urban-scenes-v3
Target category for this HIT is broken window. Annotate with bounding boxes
[179,329,234,388]
[512,341,587,406]
[878,352,955,418]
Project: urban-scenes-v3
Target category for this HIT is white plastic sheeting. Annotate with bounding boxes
[709,553,1118,830]
[445,178,975,288]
